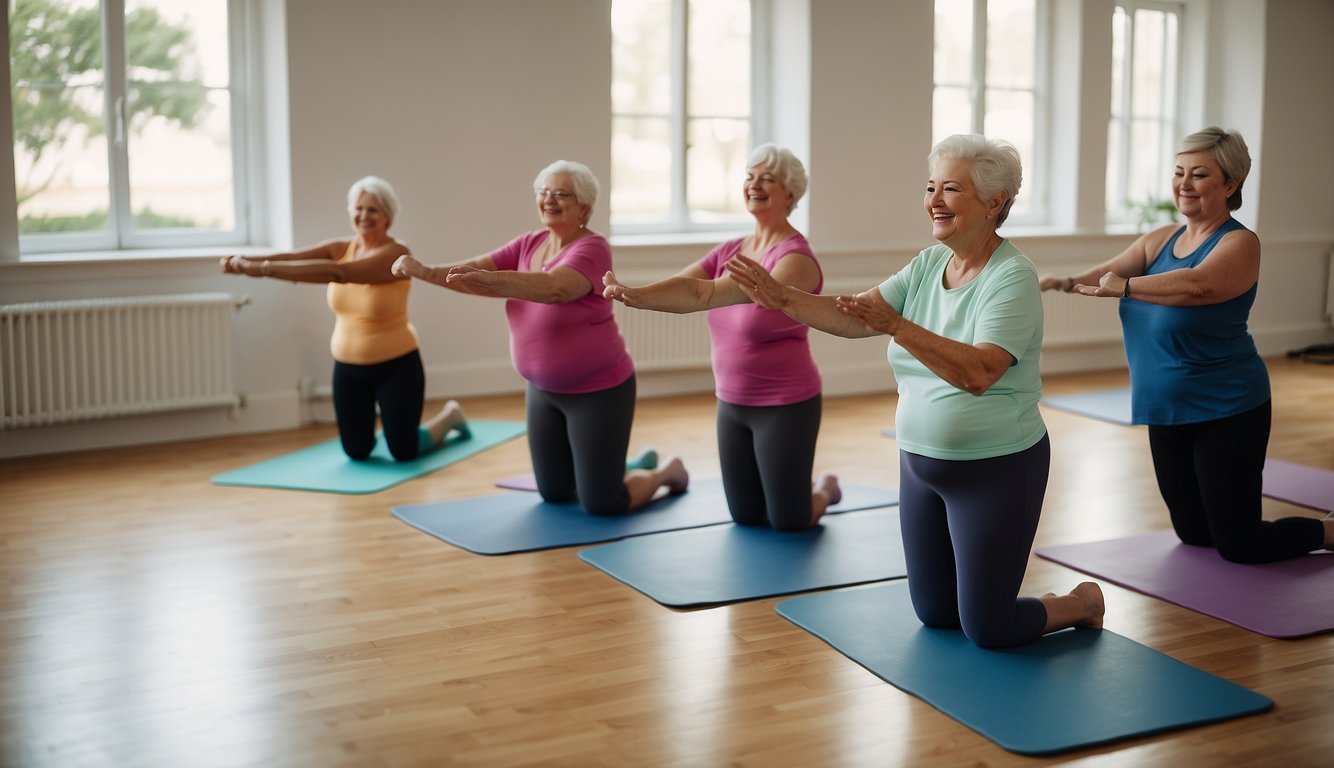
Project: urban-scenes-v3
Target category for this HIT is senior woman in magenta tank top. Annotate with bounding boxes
[1040,127,1334,561]
[602,144,841,530]
[730,135,1104,649]
[392,160,688,515]
[221,176,468,462]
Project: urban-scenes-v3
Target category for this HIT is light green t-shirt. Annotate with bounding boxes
[878,239,1046,461]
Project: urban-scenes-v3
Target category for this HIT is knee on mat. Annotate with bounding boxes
[1213,541,1268,565]
[582,495,631,517]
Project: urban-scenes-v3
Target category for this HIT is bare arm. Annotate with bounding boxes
[605,250,821,314]
[448,262,593,304]
[1074,228,1260,306]
[724,252,881,339]
[392,253,502,297]
[1037,225,1173,293]
[834,294,1014,395]
[220,239,407,284]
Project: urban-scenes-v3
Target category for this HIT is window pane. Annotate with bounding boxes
[986,0,1034,90]
[1130,9,1167,117]
[934,0,973,87]
[686,116,748,221]
[612,0,671,115]
[984,87,1032,217]
[933,85,972,145]
[688,0,749,118]
[611,116,672,222]
[124,0,234,233]
[10,0,111,236]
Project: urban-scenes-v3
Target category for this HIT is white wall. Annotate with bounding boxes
[1,0,1330,459]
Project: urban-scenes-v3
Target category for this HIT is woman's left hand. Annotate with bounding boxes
[834,294,902,335]
[1072,272,1129,298]
[444,264,493,288]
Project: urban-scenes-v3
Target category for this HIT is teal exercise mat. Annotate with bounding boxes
[211,420,527,494]
[1037,530,1334,638]
[392,478,900,555]
[578,505,904,607]
[776,582,1272,755]
[1040,387,1134,426]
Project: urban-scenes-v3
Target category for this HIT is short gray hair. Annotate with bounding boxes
[927,134,1023,227]
[347,176,400,224]
[534,160,600,214]
[747,143,808,213]
[1177,127,1251,211]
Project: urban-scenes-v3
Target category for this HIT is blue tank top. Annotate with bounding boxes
[1119,218,1269,425]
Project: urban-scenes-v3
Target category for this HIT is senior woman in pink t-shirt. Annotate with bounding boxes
[603,144,840,530]
[393,160,687,515]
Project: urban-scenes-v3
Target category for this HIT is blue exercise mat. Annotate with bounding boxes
[578,506,905,607]
[1040,387,1134,426]
[211,420,527,494]
[776,582,1272,755]
[392,479,900,555]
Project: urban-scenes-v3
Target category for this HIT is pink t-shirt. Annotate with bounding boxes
[490,230,633,394]
[699,234,822,406]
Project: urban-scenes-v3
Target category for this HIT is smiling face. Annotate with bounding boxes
[1173,150,1237,220]
[535,172,590,231]
[743,163,792,217]
[351,192,391,240]
[924,156,1002,249]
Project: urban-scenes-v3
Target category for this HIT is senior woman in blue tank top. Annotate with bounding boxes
[730,134,1104,648]
[1040,127,1333,562]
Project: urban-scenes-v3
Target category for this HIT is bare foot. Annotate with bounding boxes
[660,455,689,495]
[1072,582,1105,629]
[439,399,469,438]
[810,472,842,526]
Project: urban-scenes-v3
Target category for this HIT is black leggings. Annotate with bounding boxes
[898,435,1050,649]
[526,375,635,516]
[717,394,822,530]
[1149,400,1323,563]
[331,350,427,462]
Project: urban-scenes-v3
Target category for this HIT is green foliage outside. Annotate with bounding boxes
[9,0,210,229]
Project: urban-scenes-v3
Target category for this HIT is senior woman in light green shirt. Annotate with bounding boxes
[729,134,1104,649]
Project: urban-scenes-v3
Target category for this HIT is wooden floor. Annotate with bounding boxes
[1,359,1331,767]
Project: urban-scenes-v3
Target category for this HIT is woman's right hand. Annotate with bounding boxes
[1038,274,1076,292]
[220,255,240,274]
[602,271,639,305]
[724,253,787,310]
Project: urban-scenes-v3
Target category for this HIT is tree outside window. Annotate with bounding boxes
[9,0,244,253]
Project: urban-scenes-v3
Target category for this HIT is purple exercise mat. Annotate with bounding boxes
[1263,459,1334,512]
[495,474,538,492]
[1037,530,1333,639]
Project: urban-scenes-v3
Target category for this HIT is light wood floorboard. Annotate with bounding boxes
[1,358,1330,767]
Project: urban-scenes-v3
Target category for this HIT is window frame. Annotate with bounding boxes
[10,0,252,256]
[610,0,769,237]
[932,0,1050,227]
[1105,0,1183,226]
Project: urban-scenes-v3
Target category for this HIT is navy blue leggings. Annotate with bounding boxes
[331,350,427,462]
[526,375,635,516]
[1149,400,1323,563]
[898,435,1050,648]
[717,394,822,530]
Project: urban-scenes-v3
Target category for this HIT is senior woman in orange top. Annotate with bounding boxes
[729,135,1103,648]
[222,176,467,462]
[392,160,688,515]
[1040,127,1334,561]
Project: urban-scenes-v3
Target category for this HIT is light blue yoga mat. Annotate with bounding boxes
[1040,387,1134,426]
[211,420,527,494]
[393,479,900,555]
[777,582,1272,755]
[578,505,904,607]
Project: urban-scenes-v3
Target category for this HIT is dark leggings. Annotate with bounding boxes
[898,435,1051,649]
[1149,400,1323,563]
[526,375,635,516]
[331,350,427,462]
[717,394,822,530]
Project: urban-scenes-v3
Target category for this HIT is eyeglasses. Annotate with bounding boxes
[535,188,576,201]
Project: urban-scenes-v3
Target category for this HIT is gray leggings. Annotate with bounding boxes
[526,375,635,516]
[717,394,822,530]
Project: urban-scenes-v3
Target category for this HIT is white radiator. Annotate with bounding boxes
[1,293,243,430]
[613,304,712,371]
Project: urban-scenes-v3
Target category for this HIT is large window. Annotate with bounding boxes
[1106,1,1180,226]
[932,0,1043,224]
[9,0,247,254]
[611,0,758,234]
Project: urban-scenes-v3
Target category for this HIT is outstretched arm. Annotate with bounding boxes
[221,239,406,284]
[1073,228,1260,306]
[1038,225,1172,295]
[392,253,502,297]
[724,252,881,339]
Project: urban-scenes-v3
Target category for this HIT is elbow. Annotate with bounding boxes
[960,380,990,397]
